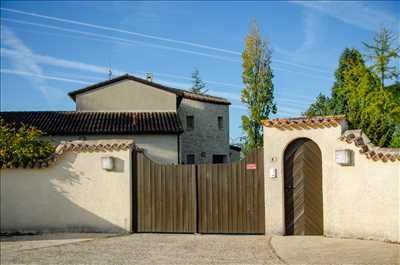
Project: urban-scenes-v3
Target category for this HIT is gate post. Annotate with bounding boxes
[131,150,139,233]
[194,165,199,233]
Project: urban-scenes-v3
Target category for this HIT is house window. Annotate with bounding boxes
[218,116,223,130]
[186,115,194,130]
[212,155,226,164]
[186,154,195,164]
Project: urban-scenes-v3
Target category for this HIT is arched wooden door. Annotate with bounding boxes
[284,138,323,235]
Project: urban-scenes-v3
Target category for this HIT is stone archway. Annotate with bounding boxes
[283,138,323,235]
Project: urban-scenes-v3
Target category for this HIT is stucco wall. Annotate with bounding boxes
[263,123,399,242]
[49,134,178,164]
[0,140,133,233]
[178,98,229,164]
[75,79,177,112]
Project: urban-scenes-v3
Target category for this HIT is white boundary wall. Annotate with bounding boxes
[264,122,400,242]
[1,140,133,233]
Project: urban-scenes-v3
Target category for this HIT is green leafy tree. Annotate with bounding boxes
[190,68,207,94]
[330,48,367,115]
[303,93,332,117]
[304,47,399,147]
[342,55,379,127]
[0,119,55,167]
[362,82,400,146]
[241,21,277,153]
[363,27,400,89]
[389,130,400,148]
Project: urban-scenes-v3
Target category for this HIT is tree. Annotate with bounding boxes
[304,47,398,147]
[389,130,400,148]
[363,27,400,89]
[0,119,55,167]
[362,82,400,147]
[190,68,207,94]
[303,93,331,117]
[330,48,367,115]
[241,21,277,153]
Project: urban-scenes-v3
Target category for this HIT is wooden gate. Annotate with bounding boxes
[133,152,197,233]
[284,138,323,235]
[133,148,265,234]
[197,148,265,234]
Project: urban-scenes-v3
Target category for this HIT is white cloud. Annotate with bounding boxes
[1,7,240,55]
[1,47,124,76]
[1,17,241,63]
[273,11,321,65]
[0,69,91,85]
[292,1,398,32]
[299,12,318,52]
[1,9,334,76]
[0,26,51,97]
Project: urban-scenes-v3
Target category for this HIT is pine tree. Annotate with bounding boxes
[303,94,331,117]
[363,27,400,89]
[190,68,207,94]
[241,21,276,153]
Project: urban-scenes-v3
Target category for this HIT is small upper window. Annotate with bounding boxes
[186,154,195,164]
[218,116,223,130]
[187,115,194,130]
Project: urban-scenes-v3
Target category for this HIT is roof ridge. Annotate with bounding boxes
[67,74,230,105]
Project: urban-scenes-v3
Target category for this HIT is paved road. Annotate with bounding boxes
[272,236,399,265]
[1,233,399,265]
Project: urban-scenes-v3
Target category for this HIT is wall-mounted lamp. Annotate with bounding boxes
[101,156,114,171]
[269,168,278,178]
[335,149,353,166]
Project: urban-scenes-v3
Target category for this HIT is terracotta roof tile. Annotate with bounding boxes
[339,130,400,162]
[262,116,345,130]
[1,140,143,169]
[1,111,183,135]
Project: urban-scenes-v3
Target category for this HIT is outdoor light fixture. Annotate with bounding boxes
[335,149,353,166]
[269,168,277,178]
[101,156,114,171]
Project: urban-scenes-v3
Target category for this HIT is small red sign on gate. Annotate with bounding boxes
[246,163,257,170]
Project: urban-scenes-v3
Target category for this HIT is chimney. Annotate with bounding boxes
[146,72,153,82]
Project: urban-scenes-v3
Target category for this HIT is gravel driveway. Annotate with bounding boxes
[1,233,283,265]
[2,233,398,265]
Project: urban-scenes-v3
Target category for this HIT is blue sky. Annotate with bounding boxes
[1,1,399,142]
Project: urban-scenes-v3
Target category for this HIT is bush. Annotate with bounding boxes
[0,119,55,167]
[389,130,400,148]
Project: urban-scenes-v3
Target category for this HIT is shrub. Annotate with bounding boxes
[0,119,55,167]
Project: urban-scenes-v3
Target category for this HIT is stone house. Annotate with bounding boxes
[1,74,231,164]
[229,145,241,162]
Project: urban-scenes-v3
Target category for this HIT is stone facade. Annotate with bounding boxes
[70,75,231,165]
[178,98,230,164]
